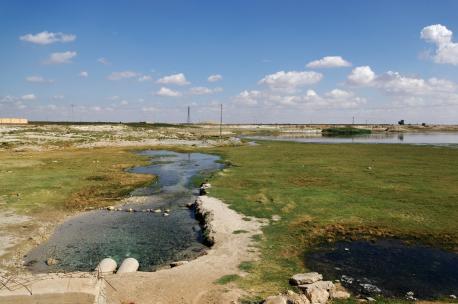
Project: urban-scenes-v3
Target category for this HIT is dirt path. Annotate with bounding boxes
[104,196,263,304]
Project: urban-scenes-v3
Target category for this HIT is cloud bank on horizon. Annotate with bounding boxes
[1,1,458,123]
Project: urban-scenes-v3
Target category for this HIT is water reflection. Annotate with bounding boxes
[248,132,458,145]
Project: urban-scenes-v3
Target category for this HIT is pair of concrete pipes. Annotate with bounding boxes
[96,257,139,274]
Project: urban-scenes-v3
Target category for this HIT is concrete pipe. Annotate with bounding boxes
[96,258,117,274]
[117,258,139,274]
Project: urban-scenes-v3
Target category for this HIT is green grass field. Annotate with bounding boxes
[208,141,458,297]
[0,148,154,214]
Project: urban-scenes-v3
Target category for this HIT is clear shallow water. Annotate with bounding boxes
[25,151,222,273]
[248,132,458,146]
[306,239,458,299]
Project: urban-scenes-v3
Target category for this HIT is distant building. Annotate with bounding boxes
[0,118,28,124]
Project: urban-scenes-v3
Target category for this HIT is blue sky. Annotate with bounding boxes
[1,0,458,123]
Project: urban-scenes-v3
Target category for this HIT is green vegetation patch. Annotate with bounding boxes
[207,141,458,297]
[239,261,255,272]
[322,127,371,136]
[233,229,249,234]
[0,148,154,214]
[214,274,240,285]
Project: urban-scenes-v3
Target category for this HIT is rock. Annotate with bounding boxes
[165,208,170,212]
[341,275,354,284]
[290,272,323,285]
[263,295,288,304]
[366,297,376,302]
[117,257,139,274]
[360,283,381,295]
[163,212,169,216]
[285,290,310,304]
[154,209,162,213]
[272,215,281,222]
[299,281,335,304]
[450,295,457,299]
[170,260,189,267]
[46,258,59,266]
[332,291,351,299]
[96,258,117,274]
[199,187,207,196]
[106,206,115,211]
[126,208,133,212]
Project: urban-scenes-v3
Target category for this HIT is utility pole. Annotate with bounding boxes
[187,106,191,124]
[352,116,355,125]
[219,104,223,141]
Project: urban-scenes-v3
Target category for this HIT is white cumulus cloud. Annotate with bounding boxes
[234,88,365,109]
[306,56,352,68]
[421,24,458,65]
[208,74,223,82]
[258,70,323,92]
[156,87,182,97]
[20,31,76,45]
[97,57,111,65]
[189,87,223,95]
[138,75,153,82]
[45,51,77,64]
[234,90,262,106]
[21,94,36,101]
[108,71,140,80]
[157,73,190,86]
[79,71,89,77]
[347,66,376,85]
[25,76,54,83]
[347,65,458,107]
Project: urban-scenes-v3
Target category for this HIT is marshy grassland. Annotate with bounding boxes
[208,141,458,299]
[0,148,154,215]
[1,128,457,302]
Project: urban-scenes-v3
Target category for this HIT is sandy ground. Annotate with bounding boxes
[104,196,263,304]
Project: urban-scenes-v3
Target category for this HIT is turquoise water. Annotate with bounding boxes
[25,151,222,272]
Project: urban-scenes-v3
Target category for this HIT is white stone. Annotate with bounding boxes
[263,295,287,304]
[290,272,323,285]
[366,297,376,302]
[332,290,351,299]
[299,281,335,304]
[96,258,117,274]
[285,290,310,304]
[117,258,139,274]
[271,215,281,222]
